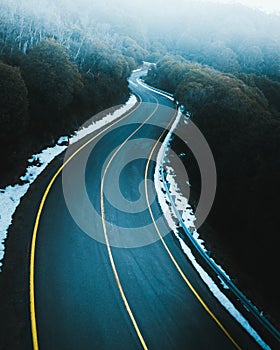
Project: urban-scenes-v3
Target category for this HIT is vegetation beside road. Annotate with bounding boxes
[145,56,280,325]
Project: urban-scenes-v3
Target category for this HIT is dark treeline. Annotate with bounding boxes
[145,55,280,324]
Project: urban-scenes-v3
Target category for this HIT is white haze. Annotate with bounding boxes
[2,0,279,45]
[206,0,280,13]
[3,0,280,16]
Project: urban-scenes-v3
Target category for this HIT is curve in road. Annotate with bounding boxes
[29,69,263,350]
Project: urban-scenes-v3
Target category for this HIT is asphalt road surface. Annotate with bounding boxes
[30,70,262,350]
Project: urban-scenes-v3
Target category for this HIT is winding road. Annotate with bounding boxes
[30,70,262,349]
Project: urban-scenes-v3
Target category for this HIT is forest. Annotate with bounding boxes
[0,0,280,327]
[145,55,280,325]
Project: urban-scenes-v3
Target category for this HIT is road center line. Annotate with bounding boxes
[100,97,159,350]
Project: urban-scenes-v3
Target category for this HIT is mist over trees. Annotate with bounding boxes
[149,2,280,80]
[1,0,279,79]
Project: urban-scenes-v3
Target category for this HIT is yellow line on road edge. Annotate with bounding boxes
[144,113,242,350]
[29,99,141,350]
[100,99,159,350]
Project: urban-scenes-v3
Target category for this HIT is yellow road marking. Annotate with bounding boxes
[144,112,242,350]
[29,98,142,350]
[29,83,238,350]
[100,99,159,350]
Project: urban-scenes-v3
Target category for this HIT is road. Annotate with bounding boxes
[30,70,262,349]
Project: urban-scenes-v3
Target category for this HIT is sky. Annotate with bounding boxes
[205,0,280,13]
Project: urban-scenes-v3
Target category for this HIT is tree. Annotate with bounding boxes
[21,40,83,131]
[0,61,28,140]
[22,40,83,110]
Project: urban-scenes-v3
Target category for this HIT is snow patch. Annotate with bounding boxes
[136,78,174,101]
[70,95,137,144]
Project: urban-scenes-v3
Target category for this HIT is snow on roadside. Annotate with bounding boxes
[70,94,137,144]
[0,94,137,270]
[154,111,270,350]
[136,78,174,101]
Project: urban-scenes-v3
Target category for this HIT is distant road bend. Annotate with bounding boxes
[30,70,263,350]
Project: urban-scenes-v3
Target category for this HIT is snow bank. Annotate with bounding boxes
[0,94,137,269]
[154,112,270,350]
[70,94,137,144]
[136,78,174,101]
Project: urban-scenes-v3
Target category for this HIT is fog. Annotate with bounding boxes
[2,0,279,35]
[3,0,280,18]
[1,0,279,77]
[207,0,279,13]
[4,0,280,11]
